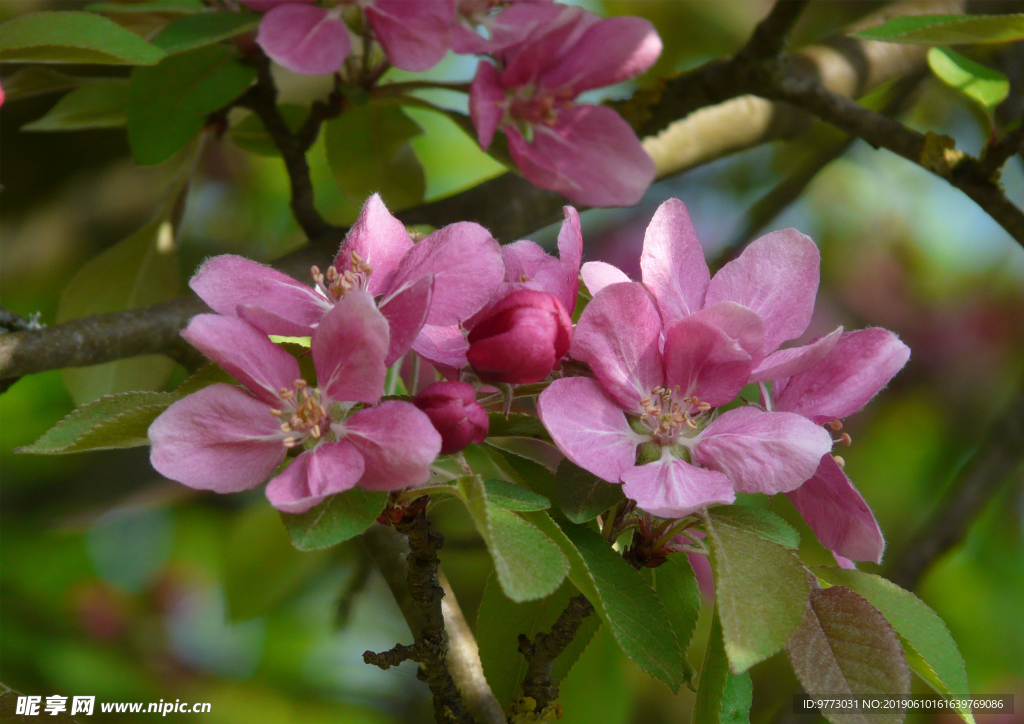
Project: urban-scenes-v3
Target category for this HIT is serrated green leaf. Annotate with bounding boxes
[476,573,600,709]
[325,104,425,211]
[0,11,166,65]
[927,47,1009,111]
[483,479,551,511]
[709,505,800,549]
[814,567,974,724]
[647,554,701,688]
[280,488,387,551]
[172,364,239,396]
[87,0,204,15]
[704,513,809,673]
[228,104,307,157]
[855,13,1024,45]
[460,476,568,602]
[0,67,85,101]
[694,612,753,724]
[487,412,551,440]
[553,458,626,524]
[467,442,559,502]
[128,44,255,165]
[152,12,260,55]
[23,81,128,131]
[786,585,910,724]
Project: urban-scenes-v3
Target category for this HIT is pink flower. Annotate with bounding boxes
[148,294,441,514]
[414,381,488,454]
[362,0,455,72]
[451,0,557,55]
[190,194,503,367]
[469,5,661,206]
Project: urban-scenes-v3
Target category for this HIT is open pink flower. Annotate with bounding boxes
[537,281,833,518]
[149,294,441,514]
[469,5,660,206]
[190,194,503,366]
[362,0,454,72]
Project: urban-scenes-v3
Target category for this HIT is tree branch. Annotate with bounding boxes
[514,594,595,713]
[736,0,810,61]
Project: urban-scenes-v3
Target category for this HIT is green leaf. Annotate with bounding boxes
[22,81,128,131]
[280,487,388,551]
[553,459,626,524]
[476,573,600,709]
[693,610,753,724]
[524,513,684,691]
[459,476,568,602]
[172,363,239,396]
[927,47,1009,111]
[709,505,800,549]
[704,512,809,673]
[466,442,559,502]
[0,67,85,101]
[87,0,205,14]
[324,104,426,211]
[128,44,255,165]
[152,12,260,55]
[482,479,551,512]
[647,554,701,688]
[487,412,551,440]
[16,391,175,454]
[0,11,166,65]
[855,13,1024,45]
[228,105,308,157]
[786,585,910,724]
[814,567,974,724]
[224,500,332,621]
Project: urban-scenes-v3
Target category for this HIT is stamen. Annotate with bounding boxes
[832,455,846,467]
[839,432,852,446]
[283,436,298,448]
[828,419,844,431]
[519,273,529,282]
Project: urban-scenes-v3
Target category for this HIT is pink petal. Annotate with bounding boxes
[181,314,300,406]
[335,194,413,297]
[773,328,911,424]
[412,323,469,370]
[365,0,453,73]
[265,441,365,514]
[312,291,389,404]
[786,454,885,563]
[379,275,433,366]
[621,457,735,519]
[257,4,350,76]
[694,407,833,495]
[537,377,640,483]
[149,384,285,493]
[189,255,328,337]
[497,210,579,313]
[705,228,820,354]
[241,0,312,12]
[505,105,655,207]
[454,0,561,55]
[639,198,710,325]
[580,261,630,296]
[341,401,442,490]
[662,316,752,408]
[501,5,596,87]
[388,221,503,327]
[833,553,857,569]
[749,327,843,384]
[539,16,661,94]
[555,205,583,312]
[469,60,506,149]
[570,282,663,411]
[689,301,765,369]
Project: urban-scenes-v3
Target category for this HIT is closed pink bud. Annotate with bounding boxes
[414,381,489,454]
[466,289,573,384]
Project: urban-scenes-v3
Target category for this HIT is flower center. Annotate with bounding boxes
[310,251,373,303]
[270,379,329,449]
[639,386,711,447]
[509,86,575,128]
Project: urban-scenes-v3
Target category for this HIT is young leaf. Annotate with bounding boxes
[459,476,568,602]
[704,512,809,673]
[228,105,308,157]
[152,12,260,55]
[552,458,626,524]
[487,412,552,441]
[0,11,166,65]
[482,478,551,512]
[855,13,1024,45]
[786,585,910,724]
[324,104,426,211]
[709,505,800,549]
[0,67,84,101]
[128,45,255,165]
[87,0,204,14]
[927,47,1009,111]
[280,488,388,551]
[693,610,753,724]
[646,554,701,688]
[814,567,974,724]
[22,81,128,131]
[172,364,239,396]
[476,573,601,709]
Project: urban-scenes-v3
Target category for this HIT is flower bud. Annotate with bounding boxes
[414,381,489,454]
[466,289,573,384]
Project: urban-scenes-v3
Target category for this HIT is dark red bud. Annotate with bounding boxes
[465,289,573,384]
[414,381,489,454]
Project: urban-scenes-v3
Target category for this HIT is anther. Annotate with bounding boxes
[839,432,852,446]
[269,409,282,417]
[280,423,292,433]
[283,437,298,448]
[519,274,529,282]
[828,419,843,431]
[832,455,846,467]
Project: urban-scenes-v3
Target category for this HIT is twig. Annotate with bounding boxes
[515,595,596,712]
[977,121,1024,181]
[736,0,810,61]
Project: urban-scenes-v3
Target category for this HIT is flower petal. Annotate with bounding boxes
[537,377,640,482]
[621,456,735,519]
[705,228,819,353]
[748,327,843,384]
[773,328,911,423]
[497,213,579,314]
[469,60,506,149]
[341,401,442,490]
[662,315,751,407]
[689,301,765,369]
[539,16,661,94]
[181,314,300,406]
[412,323,469,371]
[265,441,365,514]
[380,275,433,366]
[786,454,885,563]
[257,4,350,76]
[555,205,583,313]
[501,5,596,87]
[365,0,453,72]
[149,384,285,493]
[241,0,312,12]
[312,290,389,404]
[570,282,663,411]
[639,198,709,325]
[580,260,630,296]
[335,193,413,297]
[694,407,833,495]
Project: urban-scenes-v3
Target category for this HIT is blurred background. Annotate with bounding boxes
[2,1,1022,723]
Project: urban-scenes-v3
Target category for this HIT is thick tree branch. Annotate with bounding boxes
[514,594,595,713]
